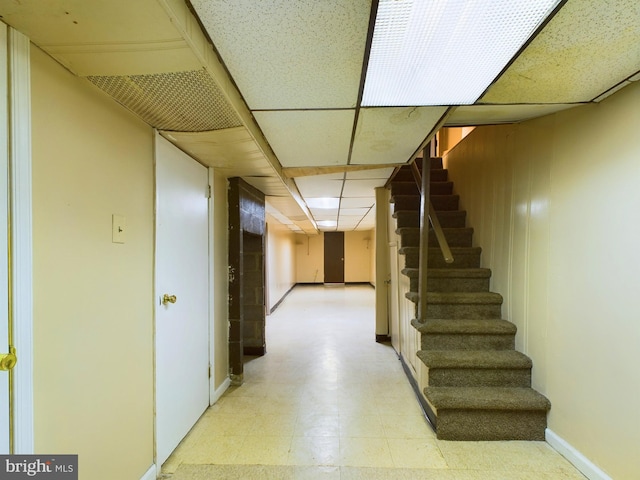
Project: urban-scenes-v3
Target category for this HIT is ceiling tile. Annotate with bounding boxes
[342,179,387,197]
[446,104,579,126]
[340,198,375,208]
[339,208,371,216]
[482,0,640,103]
[254,110,355,167]
[191,0,371,109]
[350,107,447,164]
[295,177,344,198]
[1,0,202,76]
[313,213,340,222]
[162,128,269,173]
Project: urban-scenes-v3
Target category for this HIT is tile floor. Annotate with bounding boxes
[161,284,587,479]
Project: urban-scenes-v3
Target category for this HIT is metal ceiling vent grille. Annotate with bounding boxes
[87,69,242,132]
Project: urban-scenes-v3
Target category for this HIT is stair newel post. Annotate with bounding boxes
[417,150,431,323]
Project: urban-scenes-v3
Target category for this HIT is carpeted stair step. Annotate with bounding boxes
[390,181,453,196]
[402,267,491,292]
[396,227,473,249]
[430,157,443,169]
[392,194,460,212]
[424,387,551,441]
[430,181,454,195]
[390,181,419,196]
[432,194,459,211]
[390,166,449,183]
[411,318,517,350]
[417,350,532,387]
[390,194,420,212]
[393,210,466,229]
[391,158,442,181]
[426,292,503,319]
[427,268,490,292]
[406,292,503,319]
[399,246,481,269]
[430,169,448,182]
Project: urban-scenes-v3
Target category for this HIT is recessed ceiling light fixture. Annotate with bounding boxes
[362,0,561,106]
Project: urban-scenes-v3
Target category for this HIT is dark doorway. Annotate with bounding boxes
[324,231,344,284]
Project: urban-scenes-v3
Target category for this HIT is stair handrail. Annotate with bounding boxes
[411,159,454,264]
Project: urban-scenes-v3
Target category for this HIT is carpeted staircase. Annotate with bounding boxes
[390,157,550,441]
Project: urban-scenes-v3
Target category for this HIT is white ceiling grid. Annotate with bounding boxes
[3,0,639,232]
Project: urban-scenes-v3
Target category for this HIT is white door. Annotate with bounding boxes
[155,135,210,466]
[0,23,10,453]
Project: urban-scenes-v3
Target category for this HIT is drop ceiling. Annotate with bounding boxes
[1,0,638,233]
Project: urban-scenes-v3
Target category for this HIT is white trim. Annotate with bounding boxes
[210,377,231,406]
[546,429,612,480]
[0,21,10,455]
[9,27,34,455]
[139,464,157,480]
[208,168,216,405]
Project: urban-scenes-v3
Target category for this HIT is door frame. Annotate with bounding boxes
[1,26,34,454]
[153,132,214,467]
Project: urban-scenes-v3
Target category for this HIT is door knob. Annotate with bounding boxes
[0,346,17,371]
[162,294,177,305]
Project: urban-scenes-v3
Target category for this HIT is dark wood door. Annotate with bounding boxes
[324,232,344,283]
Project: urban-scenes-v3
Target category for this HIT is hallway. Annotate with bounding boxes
[161,285,586,479]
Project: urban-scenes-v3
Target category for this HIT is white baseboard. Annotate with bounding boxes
[546,429,612,480]
[140,464,157,480]
[210,376,231,405]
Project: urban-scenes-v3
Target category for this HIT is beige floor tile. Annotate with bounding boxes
[381,414,434,440]
[194,412,255,437]
[437,440,584,476]
[339,414,385,438]
[387,438,449,469]
[339,437,395,467]
[288,436,341,466]
[295,413,341,437]
[293,465,341,479]
[174,435,245,464]
[235,435,293,465]
[340,466,460,479]
[251,413,298,436]
[207,395,264,415]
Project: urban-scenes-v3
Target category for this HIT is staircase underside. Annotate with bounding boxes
[390,158,550,441]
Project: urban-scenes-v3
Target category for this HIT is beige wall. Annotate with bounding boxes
[345,230,374,283]
[265,215,297,310]
[31,47,154,479]
[295,231,375,284]
[443,81,640,480]
[295,233,324,283]
[211,171,229,390]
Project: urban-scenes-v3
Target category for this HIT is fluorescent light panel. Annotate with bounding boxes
[362,0,560,106]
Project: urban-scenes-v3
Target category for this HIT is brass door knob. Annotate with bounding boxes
[0,347,17,371]
[162,294,177,305]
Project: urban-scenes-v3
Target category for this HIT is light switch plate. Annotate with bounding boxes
[112,214,126,244]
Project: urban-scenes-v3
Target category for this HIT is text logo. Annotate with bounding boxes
[0,456,77,479]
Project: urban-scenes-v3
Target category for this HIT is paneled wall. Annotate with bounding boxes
[443,81,640,480]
